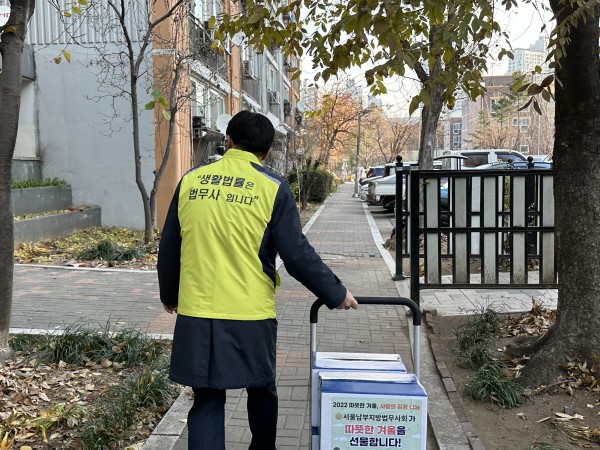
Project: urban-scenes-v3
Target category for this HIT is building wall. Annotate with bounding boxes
[33,45,156,228]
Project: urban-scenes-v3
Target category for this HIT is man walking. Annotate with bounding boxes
[158,110,357,449]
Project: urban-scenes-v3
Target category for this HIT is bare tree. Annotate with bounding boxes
[46,0,210,242]
[364,113,420,164]
[296,79,363,209]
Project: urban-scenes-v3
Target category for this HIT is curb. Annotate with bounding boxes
[423,309,486,450]
[142,388,192,450]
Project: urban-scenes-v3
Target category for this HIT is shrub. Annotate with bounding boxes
[11,178,67,189]
[287,167,335,203]
[463,362,527,408]
[78,240,144,262]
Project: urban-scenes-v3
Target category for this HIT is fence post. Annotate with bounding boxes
[394,155,406,280]
[410,169,421,305]
[525,156,537,253]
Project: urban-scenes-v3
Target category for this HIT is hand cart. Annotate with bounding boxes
[309,296,427,450]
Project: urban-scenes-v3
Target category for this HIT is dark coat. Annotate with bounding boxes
[169,315,277,389]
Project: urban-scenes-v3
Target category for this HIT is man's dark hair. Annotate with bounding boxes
[226,110,275,156]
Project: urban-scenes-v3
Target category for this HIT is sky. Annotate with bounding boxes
[301,1,555,116]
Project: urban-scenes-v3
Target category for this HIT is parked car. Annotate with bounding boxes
[366,174,396,211]
[475,161,553,170]
[360,166,385,184]
[439,149,528,170]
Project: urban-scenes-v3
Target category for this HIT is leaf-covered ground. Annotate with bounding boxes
[1,351,177,449]
[14,227,159,270]
[429,302,600,449]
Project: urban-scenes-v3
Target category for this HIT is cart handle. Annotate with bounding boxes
[310,296,421,326]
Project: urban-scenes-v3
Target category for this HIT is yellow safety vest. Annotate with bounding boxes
[176,149,281,320]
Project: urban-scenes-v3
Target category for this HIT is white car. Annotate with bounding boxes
[359,176,382,200]
[366,174,405,211]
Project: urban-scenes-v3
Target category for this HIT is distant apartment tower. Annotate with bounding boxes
[508,36,550,74]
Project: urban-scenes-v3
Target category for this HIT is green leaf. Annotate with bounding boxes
[532,99,542,115]
[248,13,262,24]
[71,6,81,14]
[144,101,155,110]
[78,0,88,5]
[151,90,161,99]
[208,16,217,29]
[158,97,169,108]
[162,110,171,121]
[408,95,421,116]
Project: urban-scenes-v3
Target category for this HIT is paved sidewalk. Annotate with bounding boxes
[10,182,558,449]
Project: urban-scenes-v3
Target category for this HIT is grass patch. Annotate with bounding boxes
[454,307,503,369]
[10,322,167,366]
[452,307,528,408]
[464,362,527,408]
[11,178,67,189]
[78,240,146,262]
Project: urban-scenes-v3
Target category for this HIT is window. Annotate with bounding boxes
[452,123,462,134]
[463,154,488,168]
[192,82,208,118]
[512,118,519,126]
[497,152,527,163]
[193,0,204,20]
[520,118,529,130]
[519,144,530,153]
[267,64,277,92]
[452,136,461,147]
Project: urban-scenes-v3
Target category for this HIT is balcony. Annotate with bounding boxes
[189,16,226,79]
[242,77,261,102]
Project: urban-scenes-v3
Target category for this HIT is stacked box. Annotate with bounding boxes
[310,353,407,449]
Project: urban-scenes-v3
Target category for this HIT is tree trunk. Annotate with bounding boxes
[0,0,35,359]
[418,83,445,170]
[129,66,153,243]
[300,160,320,210]
[519,2,600,386]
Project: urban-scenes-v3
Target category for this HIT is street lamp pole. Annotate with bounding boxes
[354,109,371,197]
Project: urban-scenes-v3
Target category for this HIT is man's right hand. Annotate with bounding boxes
[336,290,358,310]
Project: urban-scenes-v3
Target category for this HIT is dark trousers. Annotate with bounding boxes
[188,383,278,450]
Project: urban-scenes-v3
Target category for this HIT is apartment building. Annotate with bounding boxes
[14,0,301,228]
[460,75,554,155]
[508,36,551,75]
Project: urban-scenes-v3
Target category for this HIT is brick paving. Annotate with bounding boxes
[10,182,559,449]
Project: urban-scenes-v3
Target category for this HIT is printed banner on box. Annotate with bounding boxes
[320,393,426,450]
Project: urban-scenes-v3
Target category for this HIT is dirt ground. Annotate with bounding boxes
[428,313,600,450]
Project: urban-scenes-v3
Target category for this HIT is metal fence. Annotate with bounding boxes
[392,162,558,304]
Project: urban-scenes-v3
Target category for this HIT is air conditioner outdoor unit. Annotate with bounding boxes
[242,60,255,79]
[268,91,280,105]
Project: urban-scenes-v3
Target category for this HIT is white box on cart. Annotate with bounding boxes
[311,352,407,429]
